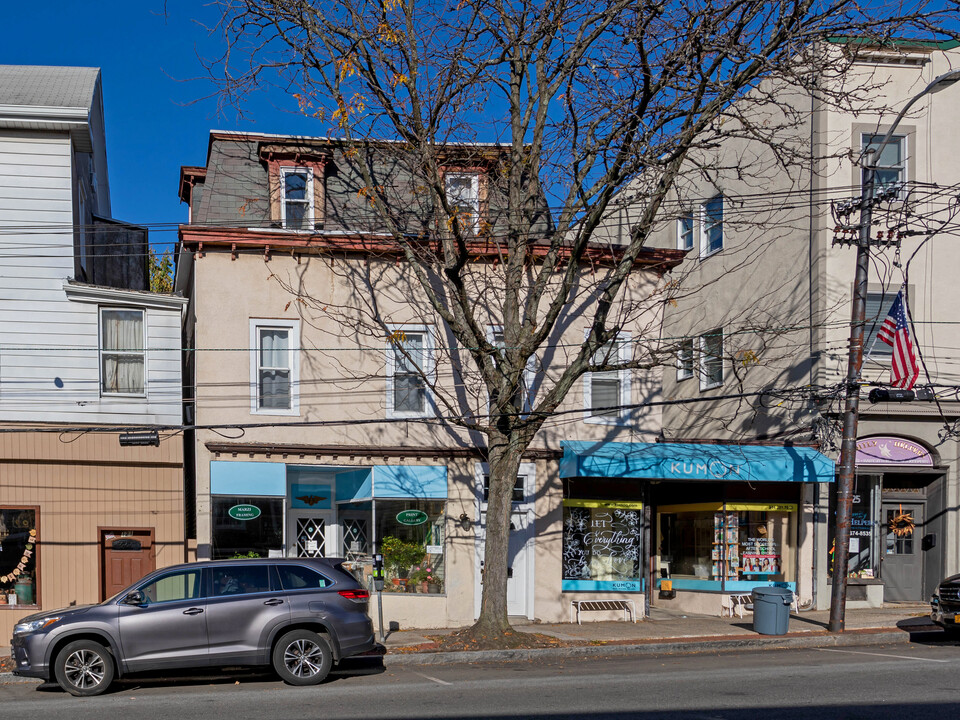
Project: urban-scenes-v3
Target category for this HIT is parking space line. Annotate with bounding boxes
[813,647,951,663]
[413,671,453,685]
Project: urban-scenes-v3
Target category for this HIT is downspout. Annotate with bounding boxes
[808,74,820,610]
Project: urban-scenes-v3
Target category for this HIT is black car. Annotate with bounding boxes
[10,558,376,696]
[930,573,960,633]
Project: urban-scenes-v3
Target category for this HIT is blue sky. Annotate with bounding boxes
[1,1,323,251]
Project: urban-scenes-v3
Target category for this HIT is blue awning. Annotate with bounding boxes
[560,441,834,483]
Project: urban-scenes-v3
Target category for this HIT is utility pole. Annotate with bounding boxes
[828,69,960,633]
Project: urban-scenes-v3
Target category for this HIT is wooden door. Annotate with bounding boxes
[101,528,155,601]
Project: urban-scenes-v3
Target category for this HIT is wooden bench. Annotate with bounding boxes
[570,599,637,624]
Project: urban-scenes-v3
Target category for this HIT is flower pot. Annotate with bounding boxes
[427,583,440,594]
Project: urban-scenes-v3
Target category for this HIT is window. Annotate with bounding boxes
[277,564,332,591]
[584,333,631,423]
[864,291,896,358]
[211,565,271,596]
[677,211,694,251]
[250,319,299,415]
[862,134,905,197]
[676,338,694,381]
[0,507,39,608]
[100,308,145,395]
[375,500,446,594]
[281,167,313,229]
[444,173,480,234]
[138,569,201,604]
[482,474,527,504]
[386,326,434,418]
[699,329,723,390]
[700,194,723,257]
[562,499,643,592]
[211,496,285,559]
[488,327,536,415]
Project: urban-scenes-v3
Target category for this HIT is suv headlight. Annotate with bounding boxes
[13,616,62,635]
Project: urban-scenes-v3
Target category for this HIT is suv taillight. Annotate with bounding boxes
[338,589,370,602]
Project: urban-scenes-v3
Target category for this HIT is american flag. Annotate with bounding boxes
[876,290,919,389]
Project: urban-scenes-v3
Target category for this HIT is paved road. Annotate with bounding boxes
[2,638,960,719]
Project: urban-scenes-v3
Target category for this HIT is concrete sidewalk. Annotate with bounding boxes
[376,603,947,664]
[1,603,947,679]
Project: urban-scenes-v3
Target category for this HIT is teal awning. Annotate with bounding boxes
[560,441,834,483]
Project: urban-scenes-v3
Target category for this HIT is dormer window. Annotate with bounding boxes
[282,167,313,229]
[259,144,327,231]
[444,172,481,234]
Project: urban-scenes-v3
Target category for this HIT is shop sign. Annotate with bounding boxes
[396,509,428,526]
[228,504,262,521]
[855,436,933,467]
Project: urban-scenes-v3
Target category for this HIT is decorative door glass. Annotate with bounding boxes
[296,517,327,557]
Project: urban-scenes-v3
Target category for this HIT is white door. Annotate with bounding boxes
[475,463,535,619]
[287,511,335,558]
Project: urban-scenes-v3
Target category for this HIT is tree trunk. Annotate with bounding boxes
[471,431,524,636]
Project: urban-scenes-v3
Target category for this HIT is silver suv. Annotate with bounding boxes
[10,558,376,696]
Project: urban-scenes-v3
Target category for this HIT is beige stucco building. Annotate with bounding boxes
[175,131,711,629]
[633,40,960,613]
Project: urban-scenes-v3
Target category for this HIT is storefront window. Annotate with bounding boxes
[211,496,284,559]
[0,507,39,608]
[562,500,643,592]
[658,503,796,590]
[827,475,880,579]
[375,500,445,594]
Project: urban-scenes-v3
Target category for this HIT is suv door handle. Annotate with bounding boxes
[183,607,204,615]
[264,598,284,606]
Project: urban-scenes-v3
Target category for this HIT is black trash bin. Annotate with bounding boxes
[752,586,793,635]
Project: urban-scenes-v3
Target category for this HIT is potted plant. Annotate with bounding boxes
[380,536,425,581]
[408,565,440,593]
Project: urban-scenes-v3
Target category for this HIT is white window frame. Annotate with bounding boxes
[444,172,480,234]
[386,324,436,419]
[280,166,314,230]
[700,194,724,258]
[861,133,906,199]
[583,331,632,425]
[699,329,724,391]
[99,307,146,397]
[676,337,694,382]
[249,318,300,416]
[677,210,694,252]
[486,326,536,417]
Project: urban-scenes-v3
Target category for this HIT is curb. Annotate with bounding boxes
[0,627,932,682]
[380,628,918,666]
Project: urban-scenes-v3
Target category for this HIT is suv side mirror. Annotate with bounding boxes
[123,590,146,606]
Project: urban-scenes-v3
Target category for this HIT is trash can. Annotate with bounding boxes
[752,586,793,635]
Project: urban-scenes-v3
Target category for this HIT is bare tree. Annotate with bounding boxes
[205,0,957,643]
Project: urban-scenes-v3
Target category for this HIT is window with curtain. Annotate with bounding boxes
[258,327,291,410]
[100,308,145,395]
[444,173,480,234]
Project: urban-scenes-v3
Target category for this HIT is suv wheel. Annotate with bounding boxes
[273,629,333,686]
[54,640,115,697]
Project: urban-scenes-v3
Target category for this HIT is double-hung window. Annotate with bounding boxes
[584,332,631,423]
[676,338,694,381]
[444,173,480,234]
[699,329,724,390]
[700,195,723,257]
[386,326,434,418]
[487,327,536,416]
[281,167,313,230]
[250,319,299,414]
[862,134,905,198]
[100,308,145,395]
[677,210,695,252]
